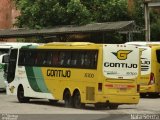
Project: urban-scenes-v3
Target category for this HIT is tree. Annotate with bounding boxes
[14,0,91,28]
[15,0,160,42]
[14,0,130,29]
[150,10,160,41]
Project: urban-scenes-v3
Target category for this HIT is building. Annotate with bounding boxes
[0,0,19,41]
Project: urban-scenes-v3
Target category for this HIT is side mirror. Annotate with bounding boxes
[2,54,9,63]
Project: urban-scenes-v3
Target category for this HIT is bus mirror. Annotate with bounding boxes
[2,55,9,63]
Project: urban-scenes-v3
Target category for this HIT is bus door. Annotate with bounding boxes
[7,49,18,83]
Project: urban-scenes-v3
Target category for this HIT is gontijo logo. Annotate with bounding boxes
[112,50,132,60]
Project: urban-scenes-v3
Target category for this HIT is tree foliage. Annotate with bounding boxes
[14,0,160,41]
[14,0,131,29]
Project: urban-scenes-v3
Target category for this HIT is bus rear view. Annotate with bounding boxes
[100,44,140,109]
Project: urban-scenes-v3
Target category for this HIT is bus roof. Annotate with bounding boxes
[44,42,95,46]
[0,42,39,48]
[125,41,160,46]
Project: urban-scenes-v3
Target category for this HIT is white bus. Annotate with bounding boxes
[0,42,39,91]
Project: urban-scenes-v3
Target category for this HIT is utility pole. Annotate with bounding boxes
[143,0,151,41]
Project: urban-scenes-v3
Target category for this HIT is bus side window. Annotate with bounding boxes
[89,51,98,68]
[84,52,90,67]
[80,53,85,66]
[18,50,25,65]
[35,52,40,66]
[37,52,44,66]
[76,52,82,66]
[52,51,59,66]
[42,52,48,65]
[79,50,98,69]
[65,52,71,66]
[46,52,52,65]
[59,52,65,66]
[34,51,39,65]
[156,50,160,63]
[30,51,36,65]
[70,51,77,66]
[25,51,31,65]
[43,51,51,66]
[94,51,98,67]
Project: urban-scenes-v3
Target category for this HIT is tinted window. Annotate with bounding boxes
[18,49,98,69]
[0,48,9,55]
[156,50,160,63]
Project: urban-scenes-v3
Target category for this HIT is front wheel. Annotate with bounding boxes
[17,86,29,103]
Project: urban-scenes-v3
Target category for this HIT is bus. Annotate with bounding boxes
[5,42,140,109]
[126,41,160,97]
[0,42,39,91]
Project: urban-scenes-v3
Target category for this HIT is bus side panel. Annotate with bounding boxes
[7,66,54,99]
[42,67,101,103]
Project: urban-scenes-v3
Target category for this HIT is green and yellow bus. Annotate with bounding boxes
[126,42,160,97]
[5,42,140,109]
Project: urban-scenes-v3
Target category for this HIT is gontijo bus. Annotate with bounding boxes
[126,41,160,97]
[5,42,140,109]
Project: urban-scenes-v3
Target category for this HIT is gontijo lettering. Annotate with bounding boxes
[104,62,138,68]
[47,69,71,78]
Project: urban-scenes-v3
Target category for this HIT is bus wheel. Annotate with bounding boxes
[63,90,73,108]
[17,86,29,103]
[73,92,84,109]
[148,93,159,98]
[48,99,58,105]
[140,93,147,98]
[95,103,104,110]
[109,104,118,110]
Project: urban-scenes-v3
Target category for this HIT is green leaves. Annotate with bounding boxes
[66,0,91,25]
[14,0,131,28]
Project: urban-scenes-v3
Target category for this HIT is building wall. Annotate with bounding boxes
[0,0,12,29]
[0,0,19,41]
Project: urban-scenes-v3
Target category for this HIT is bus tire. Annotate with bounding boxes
[109,104,118,110]
[63,90,73,108]
[48,99,58,104]
[140,93,147,98]
[17,85,29,103]
[73,91,84,109]
[148,93,159,98]
[95,103,104,110]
